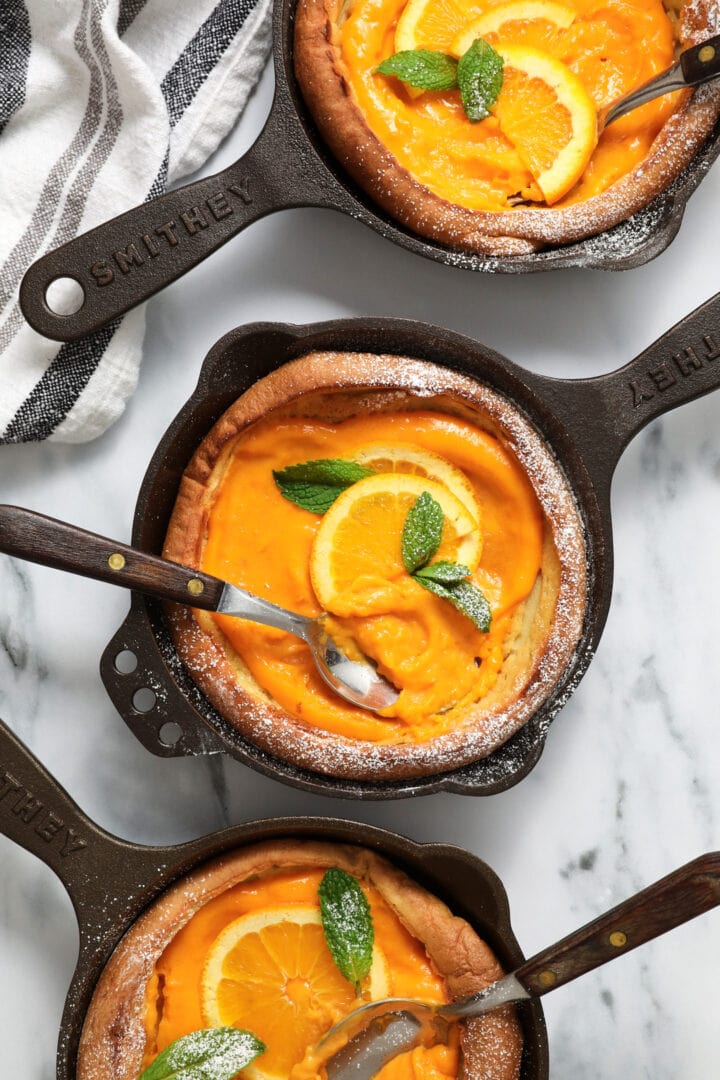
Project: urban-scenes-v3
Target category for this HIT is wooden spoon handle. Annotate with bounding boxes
[0,504,223,610]
[517,853,720,995]
[681,33,720,85]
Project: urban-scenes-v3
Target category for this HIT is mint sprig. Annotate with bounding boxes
[319,868,374,995]
[415,575,492,631]
[139,1028,265,1080]
[376,50,459,91]
[401,489,445,573]
[401,492,491,632]
[458,38,504,121]
[415,560,471,585]
[376,37,503,121]
[273,458,373,514]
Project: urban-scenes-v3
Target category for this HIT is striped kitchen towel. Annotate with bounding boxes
[0,0,272,445]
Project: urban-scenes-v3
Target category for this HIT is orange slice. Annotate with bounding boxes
[492,44,598,204]
[353,443,480,520]
[395,0,484,53]
[310,473,482,613]
[201,905,389,1080]
[450,0,576,56]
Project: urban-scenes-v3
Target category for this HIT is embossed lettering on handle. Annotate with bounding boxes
[0,767,87,858]
[0,719,177,943]
[605,291,720,453]
[17,103,321,344]
[0,720,115,911]
[19,155,275,342]
[87,180,254,289]
[539,291,720,485]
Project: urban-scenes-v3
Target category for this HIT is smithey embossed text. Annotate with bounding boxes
[0,768,87,857]
[89,180,252,286]
[629,334,720,407]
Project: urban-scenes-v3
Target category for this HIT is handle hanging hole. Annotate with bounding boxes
[114,649,138,674]
[158,721,183,747]
[132,687,157,713]
[45,277,86,316]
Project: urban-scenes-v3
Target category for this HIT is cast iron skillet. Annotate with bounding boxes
[0,717,546,1080]
[17,0,720,343]
[99,293,720,799]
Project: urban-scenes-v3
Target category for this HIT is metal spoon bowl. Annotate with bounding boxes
[321,852,720,1080]
[0,505,399,713]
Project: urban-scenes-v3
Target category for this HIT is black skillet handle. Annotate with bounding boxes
[19,115,300,343]
[602,290,720,454]
[0,505,224,610]
[516,853,720,995]
[544,290,720,481]
[0,718,159,923]
[681,34,720,85]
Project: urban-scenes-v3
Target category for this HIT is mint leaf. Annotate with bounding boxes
[273,458,373,514]
[319,868,374,995]
[376,50,459,91]
[401,491,444,573]
[415,561,471,585]
[415,575,492,632]
[457,38,504,122]
[139,1028,265,1080]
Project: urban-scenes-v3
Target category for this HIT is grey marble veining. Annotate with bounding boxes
[1,60,720,1078]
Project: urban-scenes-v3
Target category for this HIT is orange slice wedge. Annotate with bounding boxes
[310,473,482,613]
[492,44,598,204]
[201,905,389,1080]
[353,443,480,520]
[450,0,576,56]
[395,0,484,53]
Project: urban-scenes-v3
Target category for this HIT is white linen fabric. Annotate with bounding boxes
[0,0,272,444]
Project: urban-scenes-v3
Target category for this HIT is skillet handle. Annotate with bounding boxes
[19,117,290,342]
[0,718,158,923]
[516,852,720,996]
[0,505,224,609]
[540,290,720,485]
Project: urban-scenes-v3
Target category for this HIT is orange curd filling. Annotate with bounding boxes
[200,410,544,742]
[338,0,682,209]
[141,868,457,1080]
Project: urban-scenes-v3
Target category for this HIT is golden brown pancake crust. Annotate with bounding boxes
[160,351,587,782]
[77,840,523,1080]
[293,0,720,254]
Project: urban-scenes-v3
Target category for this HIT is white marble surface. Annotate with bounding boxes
[2,60,720,1080]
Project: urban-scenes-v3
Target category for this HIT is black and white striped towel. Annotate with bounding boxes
[0,0,272,445]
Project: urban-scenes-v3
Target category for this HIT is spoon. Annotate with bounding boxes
[601,32,720,131]
[321,851,720,1080]
[0,505,399,713]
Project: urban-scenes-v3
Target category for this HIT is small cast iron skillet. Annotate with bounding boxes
[98,293,720,799]
[17,0,720,344]
[0,718,546,1080]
